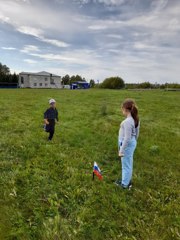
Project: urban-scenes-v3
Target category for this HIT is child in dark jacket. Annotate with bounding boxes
[44,99,58,141]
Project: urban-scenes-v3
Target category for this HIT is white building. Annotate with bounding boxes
[19,71,62,88]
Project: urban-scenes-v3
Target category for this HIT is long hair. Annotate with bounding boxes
[122,99,139,127]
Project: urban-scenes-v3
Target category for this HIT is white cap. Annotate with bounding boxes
[49,98,56,104]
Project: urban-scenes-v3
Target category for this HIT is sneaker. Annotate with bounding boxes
[128,181,132,189]
[121,181,132,190]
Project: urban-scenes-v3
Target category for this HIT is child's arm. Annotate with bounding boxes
[44,119,49,125]
[44,110,49,125]
[136,121,140,139]
[119,121,132,155]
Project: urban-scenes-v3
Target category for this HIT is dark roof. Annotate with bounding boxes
[19,71,60,77]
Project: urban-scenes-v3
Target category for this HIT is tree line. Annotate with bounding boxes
[0,62,19,83]
[96,78,180,89]
[125,82,180,89]
[0,62,179,89]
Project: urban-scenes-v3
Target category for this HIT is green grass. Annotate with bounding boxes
[0,89,179,240]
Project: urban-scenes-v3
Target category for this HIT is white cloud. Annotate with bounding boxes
[88,24,107,30]
[1,47,16,50]
[13,0,30,4]
[107,34,123,39]
[151,0,169,12]
[77,0,125,6]
[0,13,10,23]
[133,43,157,50]
[21,45,40,53]
[19,44,102,69]
[95,0,125,5]
[30,53,77,62]
[17,26,43,38]
[24,59,37,64]
[26,50,101,67]
[167,18,180,31]
[40,38,69,48]
[17,26,70,48]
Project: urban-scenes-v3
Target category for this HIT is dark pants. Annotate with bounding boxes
[46,119,55,140]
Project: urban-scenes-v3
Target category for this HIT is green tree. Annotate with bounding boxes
[0,62,11,83]
[70,75,84,84]
[74,75,83,82]
[90,79,95,88]
[0,62,10,75]
[70,75,76,83]
[11,73,19,83]
[0,63,19,84]
[62,74,70,85]
[138,82,152,89]
[100,76,125,89]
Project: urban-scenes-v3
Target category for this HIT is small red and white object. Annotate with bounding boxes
[93,162,103,180]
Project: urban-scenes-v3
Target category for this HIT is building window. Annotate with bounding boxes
[39,83,43,87]
[50,78,55,84]
[34,83,37,86]
[21,76,24,84]
[45,77,48,81]
[45,83,48,87]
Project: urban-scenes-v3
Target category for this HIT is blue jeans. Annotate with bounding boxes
[119,137,137,187]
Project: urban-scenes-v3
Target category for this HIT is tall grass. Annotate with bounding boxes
[0,89,179,240]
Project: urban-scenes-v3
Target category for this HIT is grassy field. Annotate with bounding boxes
[0,89,179,240]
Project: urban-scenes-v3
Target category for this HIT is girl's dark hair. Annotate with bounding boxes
[122,99,139,127]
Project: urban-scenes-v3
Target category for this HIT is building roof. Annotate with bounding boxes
[19,71,60,77]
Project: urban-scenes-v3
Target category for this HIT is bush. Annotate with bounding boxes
[138,82,152,89]
[100,77,125,89]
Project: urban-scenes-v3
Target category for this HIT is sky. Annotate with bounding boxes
[0,0,180,83]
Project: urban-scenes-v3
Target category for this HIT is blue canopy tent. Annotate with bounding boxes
[71,82,90,89]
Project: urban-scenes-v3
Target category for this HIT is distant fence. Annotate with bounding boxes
[0,82,18,88]
[165,88,180,91]
[127,88,180,91]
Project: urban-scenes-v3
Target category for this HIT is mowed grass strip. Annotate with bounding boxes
[0,89,179,240]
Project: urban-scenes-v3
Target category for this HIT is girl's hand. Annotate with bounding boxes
[44,119,49,125]
[119,152,124,157]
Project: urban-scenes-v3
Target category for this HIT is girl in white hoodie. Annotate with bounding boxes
[116,99,140,189]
